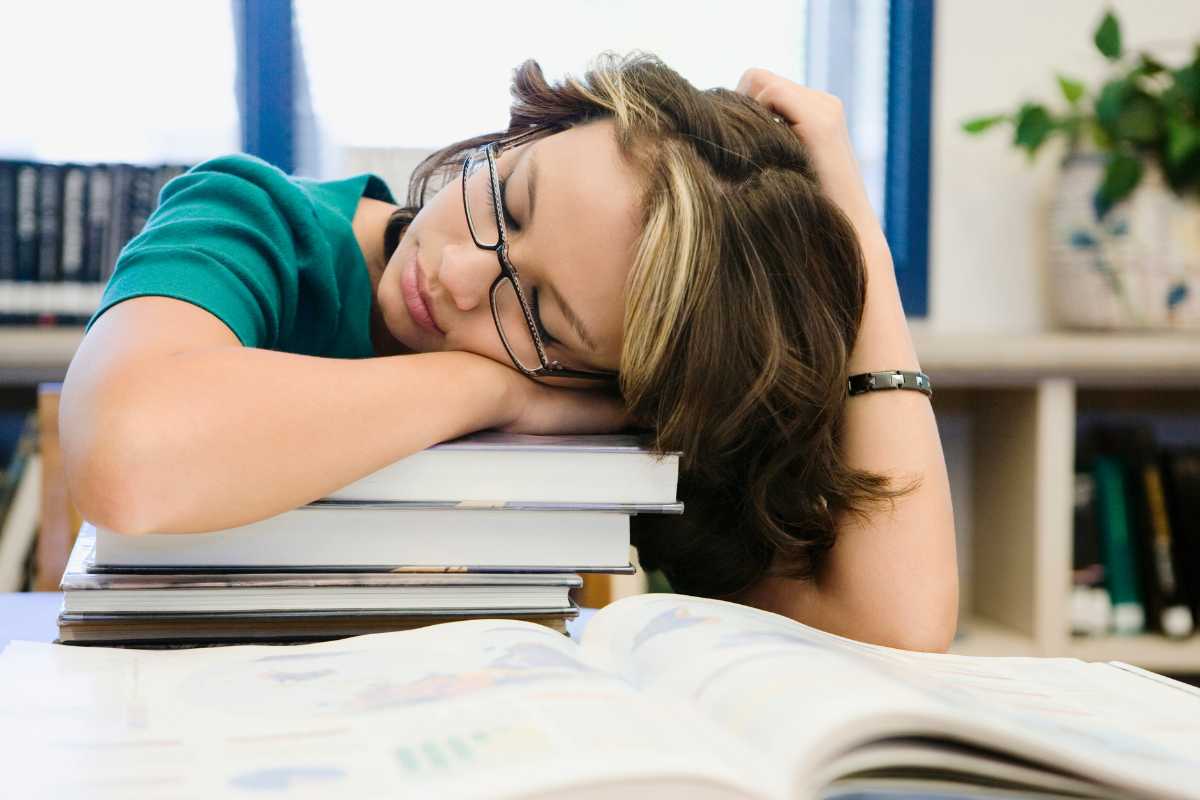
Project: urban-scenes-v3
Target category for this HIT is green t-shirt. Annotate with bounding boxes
[85,153,397,358]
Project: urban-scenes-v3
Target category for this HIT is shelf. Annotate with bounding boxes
[913,330,1200,387]
[4,327,1199,387]
[949,617,1037,658]
[1067,635,1200,675]
[0,326,84,385]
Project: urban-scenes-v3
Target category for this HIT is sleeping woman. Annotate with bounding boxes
[59,53,958,651]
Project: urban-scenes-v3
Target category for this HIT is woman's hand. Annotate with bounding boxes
[480,356,630,435]
[735,68,880,237]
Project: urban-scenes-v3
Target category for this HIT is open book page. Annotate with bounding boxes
[0,620,771,800]
[580,594,1200,800]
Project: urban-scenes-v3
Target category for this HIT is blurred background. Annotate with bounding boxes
[2,1,1200,678]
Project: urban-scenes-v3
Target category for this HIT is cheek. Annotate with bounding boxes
[445,312,512,366]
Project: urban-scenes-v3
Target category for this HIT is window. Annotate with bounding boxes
[0,2,238,165]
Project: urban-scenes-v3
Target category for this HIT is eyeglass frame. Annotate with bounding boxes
[461,127,620,384]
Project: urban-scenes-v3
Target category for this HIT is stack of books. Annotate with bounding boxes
[57,432,680,646]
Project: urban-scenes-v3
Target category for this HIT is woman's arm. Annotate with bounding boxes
[733,70,958,652]
[61,296,626,535]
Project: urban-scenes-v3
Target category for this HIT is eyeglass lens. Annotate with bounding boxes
[464,150,502,248]
[492,277,545,372]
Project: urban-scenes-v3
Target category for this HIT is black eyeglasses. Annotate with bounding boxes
[461,128,619,385]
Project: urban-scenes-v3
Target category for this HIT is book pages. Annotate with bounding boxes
[0,620,768,799]
[580,594,1200,800]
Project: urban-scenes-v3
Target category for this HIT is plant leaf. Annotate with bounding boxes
[1014,104,1055,155]
[1094,152,1142,218]
[1115,92,1163,143]
[1094,11,1122,60]
[1057,75,1085,106]
[962,114,1007,134]
[1095,79,1128,131]
[1167,115,1200,165]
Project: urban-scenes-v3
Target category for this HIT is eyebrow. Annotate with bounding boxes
[554,286,599,354]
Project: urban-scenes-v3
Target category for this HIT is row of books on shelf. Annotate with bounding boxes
[1071,424,1200,640]
[56,431,680,646]
[0,158,187,325]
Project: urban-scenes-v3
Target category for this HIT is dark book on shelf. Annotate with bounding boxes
[14,162,38,283]
[35,162,62,285]
[1162,447,1200,624]
[1070,470,1110,636]
[83,163,112,284]
[0,161,17,280]
[59,164,88,286]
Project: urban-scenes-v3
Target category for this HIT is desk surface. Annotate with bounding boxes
[0,593,596,650]
[0,592,61,649]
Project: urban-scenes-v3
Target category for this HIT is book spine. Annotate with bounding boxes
[7,163,40,324]
[59,164,90,324]
[1139,458,1193,638]
[1070,471,1111,636]
[0,161,16,282]
[1092,456,1144,635]
[15,163,38,284]
[127,166,156,245]
[85,164,112,286]
[1162,449,1200,626]
[102,164,132,283]
[36,162,62,285]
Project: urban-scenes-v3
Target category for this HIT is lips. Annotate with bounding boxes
[401,250,444,335]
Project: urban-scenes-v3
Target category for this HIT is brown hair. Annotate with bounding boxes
[383,53,909,598]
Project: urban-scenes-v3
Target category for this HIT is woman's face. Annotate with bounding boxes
[377,120,642,376]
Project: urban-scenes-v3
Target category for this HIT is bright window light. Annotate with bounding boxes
[0,2,238,165]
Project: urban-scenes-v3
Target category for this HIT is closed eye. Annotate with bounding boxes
[529,287,559,347]
[499,173,520,232]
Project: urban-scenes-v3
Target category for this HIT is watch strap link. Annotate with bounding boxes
[847,369,933,397]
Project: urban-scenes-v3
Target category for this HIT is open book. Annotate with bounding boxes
[2,594,1198,799]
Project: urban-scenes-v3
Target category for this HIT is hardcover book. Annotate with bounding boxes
[327,431,679,504]
[62,527,581,615]
[4,593,1199,799]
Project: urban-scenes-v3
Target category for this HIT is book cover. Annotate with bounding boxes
[89,502,635,570]
[329,431,680,504]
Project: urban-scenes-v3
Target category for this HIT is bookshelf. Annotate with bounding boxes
[2,326,1200,672]
[917,331,1200,674]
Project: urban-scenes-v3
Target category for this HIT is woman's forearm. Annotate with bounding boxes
[823,230,959,650]
[66,348,513,535]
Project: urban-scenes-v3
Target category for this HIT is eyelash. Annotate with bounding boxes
[498,174,520,232]
[500,170,556,347]
[529,287,557,346]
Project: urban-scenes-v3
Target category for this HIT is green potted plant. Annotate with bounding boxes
[963,9,1200,330]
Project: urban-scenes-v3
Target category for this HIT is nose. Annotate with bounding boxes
[435,243,501,312]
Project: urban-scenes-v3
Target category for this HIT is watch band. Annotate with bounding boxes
[847,370,933,397]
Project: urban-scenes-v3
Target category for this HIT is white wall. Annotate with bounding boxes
[924,0,1200,333]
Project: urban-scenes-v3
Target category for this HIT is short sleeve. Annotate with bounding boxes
[86,154,358,355]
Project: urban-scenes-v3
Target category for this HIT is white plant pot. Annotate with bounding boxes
[1049,154,1200,331]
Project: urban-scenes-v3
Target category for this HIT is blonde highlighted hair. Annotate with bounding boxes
[384,53,907,597]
